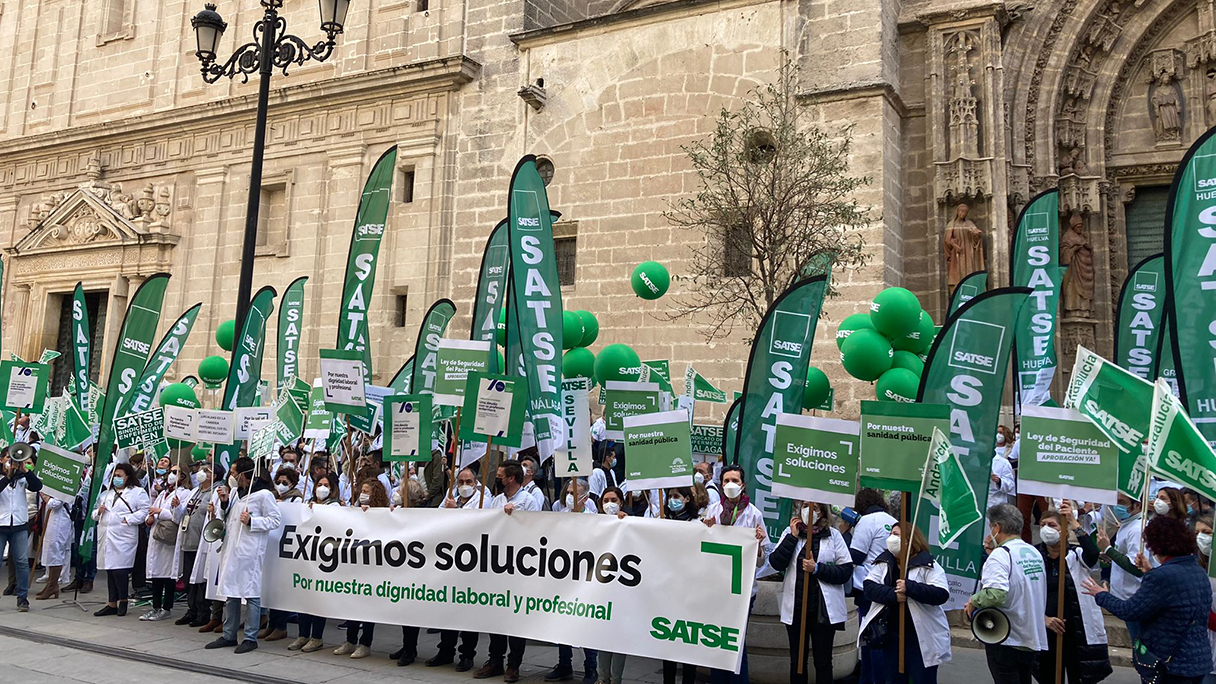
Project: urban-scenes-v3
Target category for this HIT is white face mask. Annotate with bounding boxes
[280,462,295,470]
[996,434,1006,445]
[565,494,576,510]
[458,485,475,499]
[694,472,705,486]
[1199,533,1213,556]
[228,475,239,490]
[391,491,402,505]
[1154,498,1171,516]
[275,483,290,495]
[603,501,620,516]
[1039,526,1061,546]
[315,486,331,501]
[167,473,178,485]
[359,493,371,505]
[801,507,810,525]
[885,535,901,556]
[192,472,206,487]
[722,482,743,500]
[410,474,420,482]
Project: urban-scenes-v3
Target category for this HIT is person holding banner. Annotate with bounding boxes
[142,461,188,621]
[35,492,71,600]
[555,478,597,514]
[333,479,389,660]
[287,472,342,654]
[544,479,601,684]
[1096,494,1146,640]
[964,504,1047,684]
[1083,516,1212,684]
[91,462,149,617]
[426,468,487,674]
[860,521,951,684]
[660,486,699,684]
[1033,504,1111,684]
[442,467,487,510]
[261,468,304,642]
[770,502,854,684]
[177,462,220,628]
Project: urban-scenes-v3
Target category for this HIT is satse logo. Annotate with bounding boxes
[1193,153,1216,193]
[769,311,811,359]
[946,319,1006,376]
[355,223,385,242]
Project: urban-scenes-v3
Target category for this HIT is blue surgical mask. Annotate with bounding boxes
[155,468,167,476]
[1112,504,1131,521]
[112,476,125,489]
[609,457,617,468]
[668,498,685,513]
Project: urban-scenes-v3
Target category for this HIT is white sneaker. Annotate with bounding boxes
[333,642,356,656]
[301,638,324,653]
[350,645,371,659]
[287,636,309,651]
[35,573,48,583]
[148,609,171,621]
[139,609,158,621]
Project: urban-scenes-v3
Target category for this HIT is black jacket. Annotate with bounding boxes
[1034,532,1112,684]
[862,549,950,646]
[770,524,854,630]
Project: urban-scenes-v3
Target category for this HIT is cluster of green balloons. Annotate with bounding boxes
[835,287,936,403]
[630,261,670,300]
[497,308,600,351]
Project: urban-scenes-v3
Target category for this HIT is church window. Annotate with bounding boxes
[723,223,752,277]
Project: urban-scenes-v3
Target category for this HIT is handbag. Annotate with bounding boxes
[152,518,179,544]
[1131,620,1194,684]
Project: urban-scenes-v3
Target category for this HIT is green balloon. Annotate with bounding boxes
[198,355,229,388]
[802,366,831,411]
[875,368,919,403]
[563,347,596,380]
[216,319,236,352]
[562,311,585,350]
[497,308,507,347]
[631,261,670,300]
[915,313,937,354]
[576,311,599,347]
[840,328,893,382]
[593,343,642,383]
[891,350,925,376]
[869,287,922,340]
[835,313,876,350]
[891,310,931,352]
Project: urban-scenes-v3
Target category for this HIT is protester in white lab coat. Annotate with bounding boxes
[846,488,898,684]
[334,479,389,660]
[142,461,188,621]
[988,445,1016,509]
[204,457,281,654]
[426,467,486,673]
[178,462,220,628]
[588,450,617,499]
[771,502,855,684]
[441,467,487,511]
[545,478,601,684]
[518,455,548,511]
[34,493,72,600]
[91,462,150,617]
[554,478,597,514]
[262,467,303,642]
[1095,493,1147,642]
[1194,514,1216,684]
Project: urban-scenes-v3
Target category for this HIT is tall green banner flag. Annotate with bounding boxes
[948,270,987,318]
[389,356,414,393]
[723,397,741,464]
[217,286,276,465]
[1011,189,1061,407]
[914,287,1029,608]
[336,147,397,383]
[81,273,171,563]
[70,283,91,418]
[278,276,307,390]
[123,303,202,415]
[1165,129,1216,447]
[1064,346,1155,455]
[408,299,457,395]
[472,220,510,374]
[1115,255,1167,381]
[1147,378,1216,500]
[734,275,829,541]
[506,156,563,457]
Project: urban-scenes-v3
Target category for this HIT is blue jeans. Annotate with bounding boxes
[223,597,261,643]
[0,527,30,600]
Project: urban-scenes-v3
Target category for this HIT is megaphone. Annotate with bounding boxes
[203,518,226,544]
[9,442,34,463]
[970,607,1011,645]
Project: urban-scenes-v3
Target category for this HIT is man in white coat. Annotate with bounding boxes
[205,457,281,654]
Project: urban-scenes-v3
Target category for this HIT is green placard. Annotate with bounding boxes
[460,371,526,447]
[1018,405,1120,505]
[770,413,860,507]
[859,401,950,490]
[0,360,49,413]
[35,443,87,503]
[623,409,694,490]
[604,381,662,439]
[434,339,492,407]
[304,385,333,439]
[383,394,432,462]
[691,424,724,456]
[113,408,165,450]
[642,360,674,394]
[249,423,277,463]
[273,389,305,445]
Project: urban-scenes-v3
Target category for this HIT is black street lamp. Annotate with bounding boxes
[190,0,350,341]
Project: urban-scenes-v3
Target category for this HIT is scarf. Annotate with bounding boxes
[719,492,751,526]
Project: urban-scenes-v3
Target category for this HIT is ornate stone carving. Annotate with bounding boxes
[1148,49,1185,143]
[1061,213,1095,315]
[1086,11,1123,53]
[46,205,118,245]
[1056,97,1086,148]
[947,31,981,159]
[935,158,993,202]
[944,203,986,291]
[1058,146,1088,176]
[1059,176,1101,215]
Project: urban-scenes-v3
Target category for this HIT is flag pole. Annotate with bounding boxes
[1054,507,1068,684]
[796,505,813,675]
[449,409,462,497]
[478,436,494,509]
[898,491,908,675]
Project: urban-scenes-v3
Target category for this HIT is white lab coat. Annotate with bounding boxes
[215,487,281,598]
[775,527,852,626]
[1057,544,1107,646]
[146,485,188,579]
[92,486,151,570]
[39,498,73,567]
[189,488,221,585]
[988,453,1015,508]
[1111,514,1144,600]
[857,558,952,667]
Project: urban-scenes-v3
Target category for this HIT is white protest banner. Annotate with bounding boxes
[319,348,367,414]
[262,504,756,670]
[235,406,274,441]
[556,378,592,476]
[195,409,235,444]
[163,406,198,442]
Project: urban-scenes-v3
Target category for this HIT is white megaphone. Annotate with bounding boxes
[970,607,1011,645]
[203,518,226,544]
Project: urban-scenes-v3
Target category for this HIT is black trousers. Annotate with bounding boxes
[437,629,478,660]
[786,618,836,684]
[986,644,1037,684]
[663,660,697,684]
[106,568,131,603]
[488,634,526,668]
[345,621,375,647]
[132,527,148,588]
[397,626,420,657]
[150,577,175,610]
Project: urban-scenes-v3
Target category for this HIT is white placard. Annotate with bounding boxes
[387,400,423,459]
[163,406,198,442]
[6,367,37,409]
[555,378,592,476]
[195,409,235,444]
[319,353,366,410]
[472,378,514,440]
[235,407,274,441]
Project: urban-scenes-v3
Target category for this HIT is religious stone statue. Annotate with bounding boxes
[944,203,985,291]
[1058,146,1087,176]
[1205,69,1216,124]
[1152,72,1182,142]
[1061,212,1095,315]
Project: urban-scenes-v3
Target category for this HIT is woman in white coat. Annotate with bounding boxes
[34,493,73,600]
[91,462,151,617]
[769,501,854,684]
[860,522,951,684]
[142,462,188,621]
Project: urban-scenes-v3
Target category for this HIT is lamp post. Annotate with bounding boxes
[190,0,350,343]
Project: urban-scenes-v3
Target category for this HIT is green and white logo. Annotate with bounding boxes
[946,319,1005,376]
[769,311,811,359]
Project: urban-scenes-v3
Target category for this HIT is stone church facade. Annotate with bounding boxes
[0,0,1203,416]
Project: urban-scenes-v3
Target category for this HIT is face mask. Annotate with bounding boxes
[1189,505,1196,516]
[359,493,371,505]
[281,462,295,471]
[112,476,125,489]
[192,472,205,487]
[885,535,901,556]
[410,474,420,482]
[609,458,617,468]
[1199,533,1213,556]
[723,482,743,500]
[603,502,620,516]
[156,467,167,476]
[167,473,178,485]
[495,478,505,490]
[694,472,705,486]
[800,507,811,525]
[391,491,402,505]
[565,494,576,509]
[1040,526,1061,546]
[228,476,239,490]
[458,485,475,499]
[315,486,331,501]
[1154,499,1170,516]
[996,434,1005,445]
[1112,505,1131,521]
[275,483,290,495]
[668,498,685,513]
